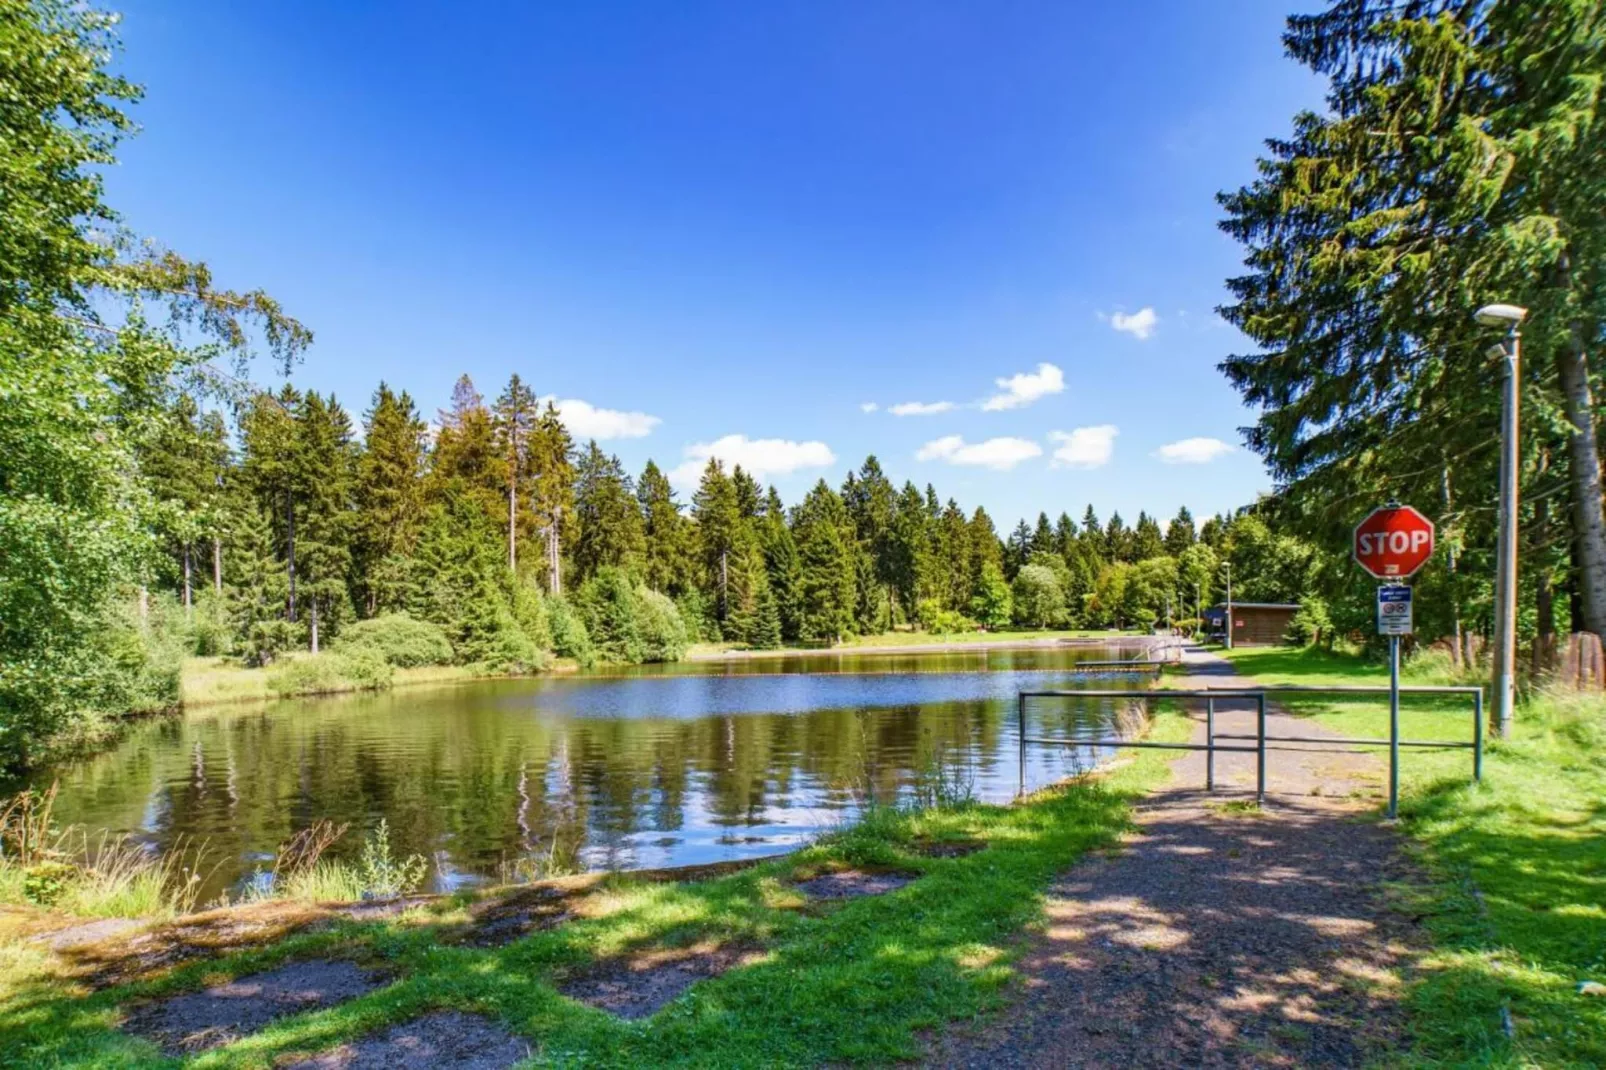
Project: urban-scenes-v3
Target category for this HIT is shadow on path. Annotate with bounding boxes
[931,647,1424,1068]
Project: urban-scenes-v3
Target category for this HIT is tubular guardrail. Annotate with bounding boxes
[1066,640,1185,674]
[1018,684,1484,810]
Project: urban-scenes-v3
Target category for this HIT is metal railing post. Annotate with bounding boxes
[1017,692,1027,797]
[1473,688,1484,784]
[1256,693,1267,804]
[1205,696,1216,792]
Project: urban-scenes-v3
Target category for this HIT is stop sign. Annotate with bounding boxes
[1354,505,1435,579]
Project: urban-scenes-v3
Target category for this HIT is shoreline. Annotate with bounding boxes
[686,632,1154,662]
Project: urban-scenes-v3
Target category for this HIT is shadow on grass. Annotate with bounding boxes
[1384,743,1606,1066]
[0,781,1141,1068]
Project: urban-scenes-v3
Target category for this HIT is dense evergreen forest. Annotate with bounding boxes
[144,367,1293,667]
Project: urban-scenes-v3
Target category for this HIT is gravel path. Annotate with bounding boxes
[931,647,1424,1068]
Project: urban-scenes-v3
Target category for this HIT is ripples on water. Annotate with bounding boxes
[38,645,1149,899]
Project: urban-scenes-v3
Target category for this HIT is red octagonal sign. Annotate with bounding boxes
[1353,505,1435,579]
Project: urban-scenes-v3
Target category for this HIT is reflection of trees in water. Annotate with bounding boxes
[35,674,1128,898]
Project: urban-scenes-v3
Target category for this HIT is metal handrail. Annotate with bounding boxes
[1018,683,1485,809]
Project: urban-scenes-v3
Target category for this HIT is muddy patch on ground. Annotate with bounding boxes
[121,959,382,1056]
[794,869,918,900]
[285,1010,529,1069]
[913,839,984,859]
[561,943,765,1020]
[322,895,437,925]
[31,917,144,951]
[460,886,582,947]
[57,902,336,988]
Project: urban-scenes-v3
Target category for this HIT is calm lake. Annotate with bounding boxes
[39,644,1148,901]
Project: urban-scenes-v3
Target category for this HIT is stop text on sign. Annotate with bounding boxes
[1353,504,1435,579]
[1356,529,1432,557]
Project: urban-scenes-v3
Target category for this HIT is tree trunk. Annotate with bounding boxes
[1442,460,1462,669]
[182,544,193,613]
[1559,328,1606,638]
[213,537,222,594]
[1535,494,1554,672]
[548,516,562,595]
[509,481,518,573]
[310,599,319,654]
[286,490,298,622]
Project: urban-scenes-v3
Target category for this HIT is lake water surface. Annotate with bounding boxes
[39,644,1148,900]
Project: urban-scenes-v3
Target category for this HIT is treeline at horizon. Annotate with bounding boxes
[148,369,1309,675]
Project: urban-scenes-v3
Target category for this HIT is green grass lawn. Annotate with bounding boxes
[1224,645,1606,1068]
[181,657,489,707]
[689,627,1136,659]
[0,710,1193,1068]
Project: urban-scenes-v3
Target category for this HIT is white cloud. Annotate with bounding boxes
[542,397,660,440]
[860,402,879,413]
[1048,425,1118,469]
[916,435,1043,471]
[1110,307,1158,340]
[1154,436,1234,464]
[889,400,957,417]
[981,362,1065,411]
[668,434,836,487]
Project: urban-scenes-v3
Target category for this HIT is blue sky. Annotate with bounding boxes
[108,1,1324,529]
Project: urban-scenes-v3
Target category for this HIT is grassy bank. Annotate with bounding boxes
[1222,645,1606,1067]
[180,657,497,707]
[689,627,1135,659]
[0,710,1191,1067]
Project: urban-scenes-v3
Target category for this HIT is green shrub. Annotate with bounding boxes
[970,563,1013,629]
[918,598,973,636]
[576,568,643,664]
[469,619,544,674]
[573,570,692,665]
[354,819,427,898]
[512,577,553,652]
[189,588,234,657]
[1010,564,1065,629]
[266,649,394,698]
[636,586,689,662]
[548,594,595,667]
[1286,596,1332,646]
[335,613,454,667]
[675,589,714,644]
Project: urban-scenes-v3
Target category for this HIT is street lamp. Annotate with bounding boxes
[1474,302,1526,739]
[1221,561,1233,650]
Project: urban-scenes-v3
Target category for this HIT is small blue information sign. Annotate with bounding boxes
[1377,585,1413,636]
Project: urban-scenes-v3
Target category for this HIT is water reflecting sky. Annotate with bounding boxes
[37,645,1147,900]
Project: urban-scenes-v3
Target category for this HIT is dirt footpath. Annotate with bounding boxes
[931,647,1424,1068]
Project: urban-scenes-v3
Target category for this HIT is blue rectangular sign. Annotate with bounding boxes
[1377,585,1413,636]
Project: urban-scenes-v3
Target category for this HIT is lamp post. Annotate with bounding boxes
[1222,562,1233,650]
[1474,302,1527,739]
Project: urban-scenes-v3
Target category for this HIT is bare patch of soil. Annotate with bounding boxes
[31,917,143,951]
[560,943,765,1020]
[285,1011,529,1069]
[795,869,917,900]
[323,895,437,924]
[54,901,334,988]
[460,885,580,947]
[915,840,984,859]
[121,959,381,1055]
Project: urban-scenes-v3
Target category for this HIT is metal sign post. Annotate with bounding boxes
[1377,584,1413,819]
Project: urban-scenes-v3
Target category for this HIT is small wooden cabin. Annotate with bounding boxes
[1203,602,1300,647]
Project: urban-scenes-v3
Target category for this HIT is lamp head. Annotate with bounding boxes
[1474,303,1528,328]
